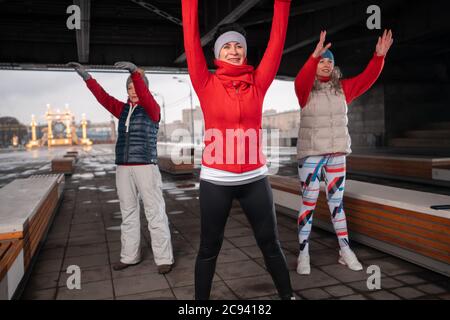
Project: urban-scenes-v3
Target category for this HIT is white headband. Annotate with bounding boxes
[214,31,247,59]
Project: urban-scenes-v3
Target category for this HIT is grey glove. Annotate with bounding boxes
[114,61,138,73]
[67,62,91,81]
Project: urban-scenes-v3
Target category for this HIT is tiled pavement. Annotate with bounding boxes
[20,151,450,300]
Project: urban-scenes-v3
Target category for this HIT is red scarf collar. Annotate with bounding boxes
[317,75,331,83]
[214,59,254,85]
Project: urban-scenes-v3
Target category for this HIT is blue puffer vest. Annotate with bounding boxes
[115,104,159,165]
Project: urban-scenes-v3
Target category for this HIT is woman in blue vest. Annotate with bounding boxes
[68,61,174,274]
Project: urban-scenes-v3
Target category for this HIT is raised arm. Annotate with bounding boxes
[67,62,125,118]
[294,55,320,108]
[114,62,161,122]
[254,0,291,92]
[181,0,211,92]
[294,31,332,108]
[341,30,393,104]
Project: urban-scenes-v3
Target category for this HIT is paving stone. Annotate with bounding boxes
[363,257,426,276]
[323,285,355,297]
[367,290,401,300]
[289,268,340,291]
[227,235,258,247]
[309,249,340,266]
[33,258,63,274]
[298,288,332,300]
[224,275,278,299]
[21,288,57,300]
[164,266,220,288]
[26,272,60,291]
[173,281,238,300]
[339,294,368,300]
[415,283,448,295]
[216,248,250,264]
[113,273,170,297]
[238,245,264,259]
[116,289,176,300]
[319,263,368,283]
[224,226,253,238]
[392,287,426,299]
[394,274,428,285]
[63,253,109,269]
[65,243,108,258]
[57,280,114,300]
[216,260,268,280]
[38,247,65,261]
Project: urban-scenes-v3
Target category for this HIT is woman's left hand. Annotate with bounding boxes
[375,29,393,56]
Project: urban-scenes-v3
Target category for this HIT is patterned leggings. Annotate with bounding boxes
[297,154,350,254]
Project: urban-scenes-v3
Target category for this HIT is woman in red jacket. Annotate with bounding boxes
[182,0,294,300]
[294,30,393,275]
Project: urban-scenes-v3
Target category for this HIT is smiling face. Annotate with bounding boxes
[127,82,139,103]
[219,41,246,65]
[316,57,335,78]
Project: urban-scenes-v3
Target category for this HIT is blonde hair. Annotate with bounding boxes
[312,66,343,95]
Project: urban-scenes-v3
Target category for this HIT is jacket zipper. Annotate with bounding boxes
[234,81,242,171]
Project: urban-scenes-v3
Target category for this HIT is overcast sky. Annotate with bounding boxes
[0,70,299,126]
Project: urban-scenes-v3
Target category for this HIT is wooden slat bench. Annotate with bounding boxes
[433,165,450,182]
[0,240,24,300]
[269,175,450,277]
[51,158,75,175]
[347,154,450,182]
[0,174,65,299]
[158,148,195,175]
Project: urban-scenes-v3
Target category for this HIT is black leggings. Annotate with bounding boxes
[195,177,293,300]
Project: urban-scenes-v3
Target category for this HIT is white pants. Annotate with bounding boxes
[116,165,174,265]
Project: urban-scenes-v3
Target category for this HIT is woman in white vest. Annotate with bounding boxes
[294,30,393,275]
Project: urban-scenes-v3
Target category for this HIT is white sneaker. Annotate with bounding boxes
[338,249,363,271]
[296,254,311,275]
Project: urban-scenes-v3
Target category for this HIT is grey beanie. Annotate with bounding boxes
[126,72,149,90]
[214,31,247,59]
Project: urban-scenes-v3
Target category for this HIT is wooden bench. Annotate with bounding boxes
[158,148,195,175]
[51,158,75,175]
[0,240,24,300]
[269,175,450,277]
[433,165,450,182]
[0,174,65,299]
[347,153,450,182]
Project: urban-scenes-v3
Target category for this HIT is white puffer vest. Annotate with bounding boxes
[296,81,351,159]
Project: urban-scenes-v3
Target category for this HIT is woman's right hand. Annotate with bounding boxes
[67,62,91,80]
[312,30,332,58]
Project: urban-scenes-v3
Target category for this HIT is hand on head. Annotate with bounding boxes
[375,29,394,56]
[67,62,91,80]
[312,30,332,58]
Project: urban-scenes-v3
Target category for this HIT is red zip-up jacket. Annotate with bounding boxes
[182,0,291,174]
[295,53,385,108]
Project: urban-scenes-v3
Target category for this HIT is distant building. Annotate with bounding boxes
[0,117,28,148]
[262,109,300,147]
